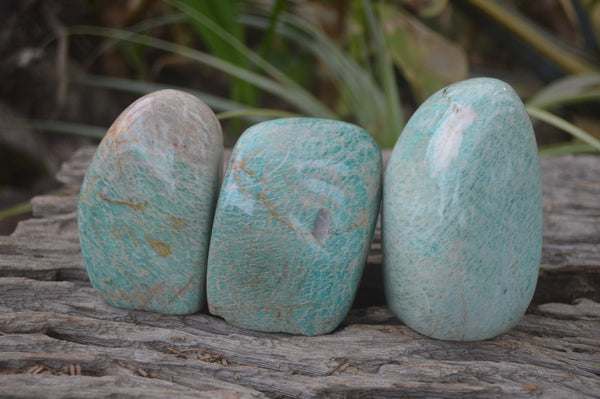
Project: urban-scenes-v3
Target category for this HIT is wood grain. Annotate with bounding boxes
[0,147,599,398]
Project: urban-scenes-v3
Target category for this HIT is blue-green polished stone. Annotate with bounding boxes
[207,118,382,335]
[78,89,223,314]
[383,78,543,341]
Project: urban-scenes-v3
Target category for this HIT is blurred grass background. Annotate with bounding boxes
[1,0,600,232]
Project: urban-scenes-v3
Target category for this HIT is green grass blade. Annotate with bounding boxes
[178,0,258,106]
[65,25,335,118]
[72,73,252,114]
[361,0,403,147]
[2,118,106,138]
[527,106,600,151]
[529,90,600,109]
[2,108,299,140]
[348,0,374,74]
[180,0,245,57]
[216,108,300,120]
[0,201,32,222]
[258,0,287,59]
[538,142,599,156]
[242,10,388,141]
[83,12,187,69]
[463,0,599,74]
[527,74,600,109]
[277,13,385,105]
[73,74,298,124]
[0,188,65,221]
[166,0,336,119]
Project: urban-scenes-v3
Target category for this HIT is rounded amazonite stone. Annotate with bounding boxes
[78,89,223,314]
[383,78,543,341]
[207,118,382,335]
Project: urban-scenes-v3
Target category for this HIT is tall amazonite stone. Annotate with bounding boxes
[383,78,542,341]
[207,118,382,336]
[78,89,223,314]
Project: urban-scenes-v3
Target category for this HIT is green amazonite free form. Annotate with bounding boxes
[78,90,223,314]
[383,78,543,341]
[207,118,382,336]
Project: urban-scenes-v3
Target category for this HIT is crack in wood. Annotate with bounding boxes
[0,363,104,377]
[165,347,235,366]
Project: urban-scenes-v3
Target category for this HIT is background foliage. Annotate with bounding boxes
[1,0,600,225]
[10,0,600,148]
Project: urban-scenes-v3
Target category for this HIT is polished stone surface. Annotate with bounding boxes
[383,78,543,341]
[207,118,382,335]
[78,89,223,314]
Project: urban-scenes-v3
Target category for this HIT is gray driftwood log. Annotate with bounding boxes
[0,147,599,398]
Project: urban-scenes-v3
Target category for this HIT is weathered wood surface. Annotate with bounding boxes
[1,146,599,398]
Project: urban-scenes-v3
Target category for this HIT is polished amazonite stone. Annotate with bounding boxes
[78,89,223,314]
[207,118,382,335]
[383,78,543,341]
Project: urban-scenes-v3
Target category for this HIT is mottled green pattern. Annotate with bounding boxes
[207,118,382,335]
[78,90,223,314]
[383,78,543,341]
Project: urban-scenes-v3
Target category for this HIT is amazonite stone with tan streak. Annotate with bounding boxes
[78,89,223,314]
[383,78,543,341]
[207,118,382,336]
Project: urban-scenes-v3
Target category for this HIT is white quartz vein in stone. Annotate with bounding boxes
[427,103,477,173]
